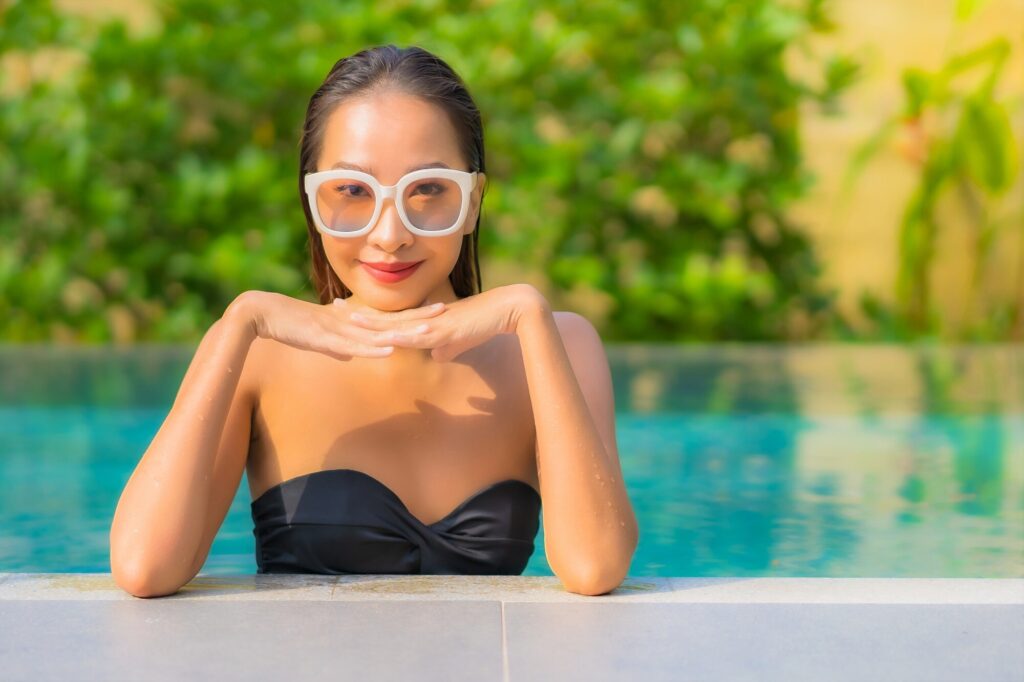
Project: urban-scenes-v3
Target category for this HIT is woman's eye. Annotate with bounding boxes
[335,184,369,198]
[411,182,445,197]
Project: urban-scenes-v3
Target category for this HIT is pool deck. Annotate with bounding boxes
[1,574,1021,681]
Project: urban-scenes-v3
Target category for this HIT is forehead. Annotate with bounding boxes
[316,90,465,179]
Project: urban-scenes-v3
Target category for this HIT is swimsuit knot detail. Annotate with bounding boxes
[250,468,542,575]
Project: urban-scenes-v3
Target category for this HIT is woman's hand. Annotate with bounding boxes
[338,284,549,362]
[225,290,448,361]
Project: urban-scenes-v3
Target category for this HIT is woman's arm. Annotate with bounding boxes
[340,284,638,593]
[109,293,260,597]
[514,293,639,596]
[109,291,441,597]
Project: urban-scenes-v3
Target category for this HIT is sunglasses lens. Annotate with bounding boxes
[316,178,376,233]
[313,174,466,234]
[402,177,463,231]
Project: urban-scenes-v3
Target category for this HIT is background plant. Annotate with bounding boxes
[844,0,1023,341]
[0,0,856,342]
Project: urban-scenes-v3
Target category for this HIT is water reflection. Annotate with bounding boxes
[0,344,1020,578]
[606,344,1022,578]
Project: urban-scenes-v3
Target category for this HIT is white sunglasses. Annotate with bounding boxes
[304,168,479,238]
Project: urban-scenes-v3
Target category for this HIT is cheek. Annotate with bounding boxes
[439,237,466,271]
[321,237,361,278]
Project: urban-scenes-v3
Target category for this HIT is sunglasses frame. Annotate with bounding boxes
[303,168,479,238]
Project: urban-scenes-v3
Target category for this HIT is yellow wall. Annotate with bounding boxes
[790,0,1024,335]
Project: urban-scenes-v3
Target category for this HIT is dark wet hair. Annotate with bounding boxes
[298,44,486,302]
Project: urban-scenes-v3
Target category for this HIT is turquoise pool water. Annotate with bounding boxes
[1,344,1021,578]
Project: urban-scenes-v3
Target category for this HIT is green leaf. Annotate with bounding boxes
[821,54,861,106]
[942,37,1010,89]
[841,118,898,199]
[955,0,988,23]
[955,96,1018,194]
[902,69,932,117]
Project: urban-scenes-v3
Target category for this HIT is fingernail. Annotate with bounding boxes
[412,324,429,333]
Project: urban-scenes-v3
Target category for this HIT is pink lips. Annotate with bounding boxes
[361,260,423,283]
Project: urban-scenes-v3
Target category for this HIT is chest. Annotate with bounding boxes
[244,334,538,519]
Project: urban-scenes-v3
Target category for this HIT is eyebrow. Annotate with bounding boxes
[328,161,453,173]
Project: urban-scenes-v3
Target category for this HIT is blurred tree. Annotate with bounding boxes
[0,0,856,342]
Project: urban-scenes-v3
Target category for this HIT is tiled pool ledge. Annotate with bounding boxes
[0,573,1022,603]
[1,574,1022,682]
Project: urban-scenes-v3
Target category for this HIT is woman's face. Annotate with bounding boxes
[314,89,486,312]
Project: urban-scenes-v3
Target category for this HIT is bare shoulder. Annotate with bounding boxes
[552,310,595,330]
[506,310,603,361]
[551,310,604,353]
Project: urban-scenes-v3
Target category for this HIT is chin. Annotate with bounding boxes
[358,291,425,312]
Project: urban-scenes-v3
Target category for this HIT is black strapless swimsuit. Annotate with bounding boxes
[250,468,542,575]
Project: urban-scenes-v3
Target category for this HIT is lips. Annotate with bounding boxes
[361,260,423,283]
[361,261,423,272]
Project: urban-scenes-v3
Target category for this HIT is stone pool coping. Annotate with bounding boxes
[1,574,1021,681]
[1,573,1022,603]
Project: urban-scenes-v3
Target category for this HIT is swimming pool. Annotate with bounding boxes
[1,344,1020,578]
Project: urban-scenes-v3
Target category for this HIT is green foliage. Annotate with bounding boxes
[844,7,1023,341]
[1,0,853,341]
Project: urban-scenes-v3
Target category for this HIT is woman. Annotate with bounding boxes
[109,44,638,598]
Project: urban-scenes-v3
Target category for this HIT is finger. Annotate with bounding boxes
[375,325,436,348]
[333,298,444,316]
[340,319,414,346]
[332,338,395,357]
[335,299,446,320]
[319,317,395,348]
[347,314,436,335]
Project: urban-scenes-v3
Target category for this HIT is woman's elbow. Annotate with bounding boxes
[559,561,629,596]
[110,557,183,599]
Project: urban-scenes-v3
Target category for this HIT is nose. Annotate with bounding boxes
[366,195,414,251]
